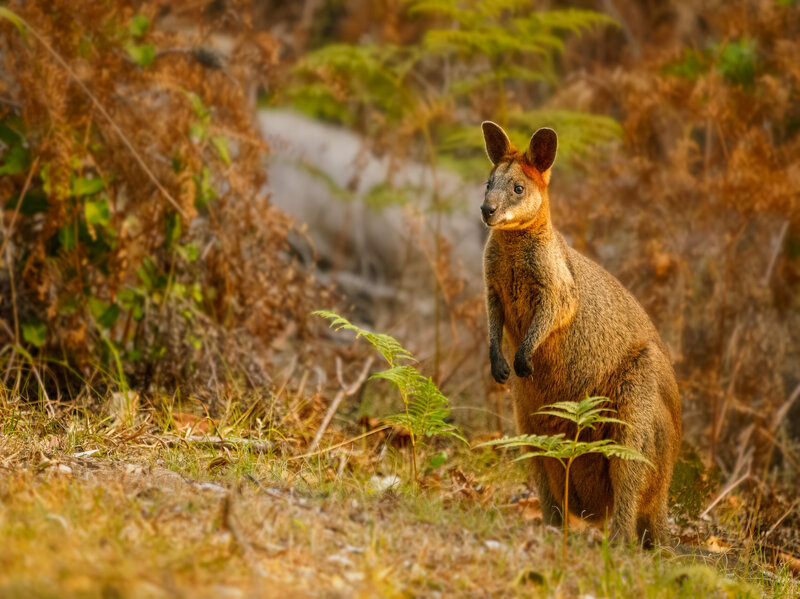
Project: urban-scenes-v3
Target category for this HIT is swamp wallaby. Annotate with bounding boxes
[481,122,682,546]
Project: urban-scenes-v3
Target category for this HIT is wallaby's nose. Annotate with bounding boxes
[481,204,497,219]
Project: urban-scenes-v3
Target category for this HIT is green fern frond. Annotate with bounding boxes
[370,365,420,396]
[520,9,618,35]
[314,310,465,456]
[424,28,551,58]
[599,443,655,465]
[440,111,620,172]
[480,395,652,468]
[384,374,465,442]
[510,110,622,157]
[477,433,566,450]
[313,310,414,365]
[536,396,629,430]
[449,65,552,96]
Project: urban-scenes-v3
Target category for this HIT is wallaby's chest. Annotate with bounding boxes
[496,259,544,343]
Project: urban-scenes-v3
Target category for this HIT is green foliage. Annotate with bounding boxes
[663,38,760,88]
[479,396,650,562]
[125,42,155,67]
[286,0,620,181]
[125,14,154,67]
[376,368,465,441]
[313,310,413,366]
[129,14,149,37]
[363,182,423,210]
[441,110,622,164]
[314,310,465,485]
[480,396,651,466]
[411,2,616,62]
[717,39,759,88]
[21,321,46,348]
[662,49,709,81]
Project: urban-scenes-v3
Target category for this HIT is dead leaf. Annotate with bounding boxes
[704,536,730,553]
[449,467,481,502]
[172,411,215,434]
[778,552,800,577]
[208,456,230,470]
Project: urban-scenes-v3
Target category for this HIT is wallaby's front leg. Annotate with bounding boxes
[513,294,559,378]
[514,276,576,378]
[486,288,510,384]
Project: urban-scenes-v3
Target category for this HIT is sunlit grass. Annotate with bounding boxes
[0,405,796,598]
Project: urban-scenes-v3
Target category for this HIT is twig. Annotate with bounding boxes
[764,498,800,540]
[289,424,392,461]
[772,381,800,432]
[307,356,374,452]
[162,434,273,453]
[761,220,789,287]
[700,471,753,519]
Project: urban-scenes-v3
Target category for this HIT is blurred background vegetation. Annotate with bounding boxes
[1,0,799,552]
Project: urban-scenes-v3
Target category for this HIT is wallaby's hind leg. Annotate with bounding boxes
[609,458,647,542]
[608,349,662,544]
[637,497,668,548]
[531,459,563,527]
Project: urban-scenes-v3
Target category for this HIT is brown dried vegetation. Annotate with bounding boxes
[0,0,314,399]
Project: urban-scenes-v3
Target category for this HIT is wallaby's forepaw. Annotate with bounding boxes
[513,348,533,378]
[490,347,510,384]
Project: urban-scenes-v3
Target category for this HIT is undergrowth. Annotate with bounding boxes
[0,1,313,404]
[0,404,796,598]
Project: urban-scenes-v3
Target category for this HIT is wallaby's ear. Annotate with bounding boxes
[524,128,558,173]
[482,121,512,165]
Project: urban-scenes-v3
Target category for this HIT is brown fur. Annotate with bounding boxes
[480,122,682,546]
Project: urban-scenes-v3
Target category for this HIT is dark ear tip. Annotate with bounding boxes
[533,127,558,142]
[482,120,500,132]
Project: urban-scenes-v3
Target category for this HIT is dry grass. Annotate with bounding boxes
[1,405,796,599]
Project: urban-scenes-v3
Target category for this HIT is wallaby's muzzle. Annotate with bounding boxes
[481,202,498,224]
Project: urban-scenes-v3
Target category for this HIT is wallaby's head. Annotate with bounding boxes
[480,121,557,229]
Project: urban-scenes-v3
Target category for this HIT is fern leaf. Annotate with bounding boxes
[313,310,414,365]
[371,365,420,396]
[600,444,655,467]
[384,374,465,442]
[476,433,566,450]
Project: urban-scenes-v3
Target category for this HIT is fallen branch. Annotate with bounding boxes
[161,434,273,453]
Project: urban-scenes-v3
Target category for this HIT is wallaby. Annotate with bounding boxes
[480,121,682,546]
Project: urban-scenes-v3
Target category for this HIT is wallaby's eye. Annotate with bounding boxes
[486,178,493,189]
[514,184,524,194]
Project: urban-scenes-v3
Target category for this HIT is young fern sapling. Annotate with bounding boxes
[314,310,464,487]
[479,396,653,562]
